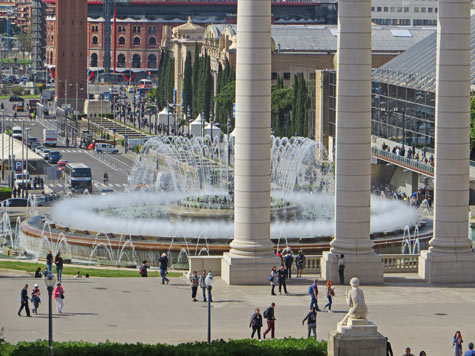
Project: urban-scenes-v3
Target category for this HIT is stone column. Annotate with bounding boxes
[321,0,383,284]
[221,0,278,285]
[419,0,475,282]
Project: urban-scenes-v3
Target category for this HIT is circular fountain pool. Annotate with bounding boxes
[18,136,423,266]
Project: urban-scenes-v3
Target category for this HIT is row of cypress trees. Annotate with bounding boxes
[157,46,311,137]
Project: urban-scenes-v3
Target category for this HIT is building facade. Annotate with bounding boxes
[371,0,438,26]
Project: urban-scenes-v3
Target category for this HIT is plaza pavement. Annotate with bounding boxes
[1,268,474,355]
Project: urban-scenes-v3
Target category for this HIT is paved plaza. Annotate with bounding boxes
[1,268,474,355]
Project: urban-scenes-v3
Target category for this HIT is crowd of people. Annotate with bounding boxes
[16,249,475,355]
[381,142,435,167]
[372,183,433,209]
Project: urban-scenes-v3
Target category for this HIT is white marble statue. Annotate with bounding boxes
[339,277,368,326]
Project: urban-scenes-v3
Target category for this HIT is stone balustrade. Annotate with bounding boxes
[303,254,419,274]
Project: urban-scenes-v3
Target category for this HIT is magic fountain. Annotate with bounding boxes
[16,136,422,267]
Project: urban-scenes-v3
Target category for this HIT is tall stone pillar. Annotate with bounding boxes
[321,0,383,284]
[419,0,475,282]
[221,0,279,285]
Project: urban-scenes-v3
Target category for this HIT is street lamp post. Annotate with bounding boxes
[45,272,57,356]
[205,273,213,344]
[2,110,4,180]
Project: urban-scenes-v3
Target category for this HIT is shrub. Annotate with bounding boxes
[0,338,327,356]
[11,86,23,96]
[0,187,12,200]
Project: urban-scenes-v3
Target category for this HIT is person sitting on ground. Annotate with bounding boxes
[74,271,82,279]
[34,267,42,278]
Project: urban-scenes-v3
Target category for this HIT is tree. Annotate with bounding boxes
[182,51,193,115]
[192,43,200,117]
[214,80,235,128]
[271,86,294,137]
[18,31,31,54]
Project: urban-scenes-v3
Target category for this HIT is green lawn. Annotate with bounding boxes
[0,260,182,278]
[0,58,32,65]
[0,94,40,99]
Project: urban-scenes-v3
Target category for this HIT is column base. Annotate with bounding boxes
[221,252,281,285]
[419,250,475,283]
[328,319,386,356]
[321,251,384,285]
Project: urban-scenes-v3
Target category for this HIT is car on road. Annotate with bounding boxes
[57,160,68,172]
[13,103,25,112]
[31,194,60,207]
[9,95,24,102]
[95,143,119,154]
[1,198,28,207]
[31,142,41,151]
[12,126,22,140]
[25,136,38,148]
[126,85,135,93]
[41,148,51,160]
[35,145,44,154]
[100,187,115,195]
[48,150,61,164]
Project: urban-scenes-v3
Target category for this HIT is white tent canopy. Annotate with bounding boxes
[189,114,208,137]
[157,107,172,126]
[204,123,222,139]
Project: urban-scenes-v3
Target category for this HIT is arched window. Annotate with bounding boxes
[92,36,98,45]
[133,36,141,46]
[132,54,141,68]
[117,54,126,68]
[90,53,98,67]
[147,54,157,68]
[148,37,156,46]
[118,36,125,45]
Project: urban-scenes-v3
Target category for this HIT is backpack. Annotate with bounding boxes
[308,285,313,294]
[263,307,270,319]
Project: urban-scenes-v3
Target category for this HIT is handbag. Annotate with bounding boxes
[267,275,273,281]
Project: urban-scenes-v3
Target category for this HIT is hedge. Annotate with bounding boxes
[0,187,12,201]
[0,338,327,356]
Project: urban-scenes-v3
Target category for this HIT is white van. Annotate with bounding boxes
[12,126,22,140]
[95,143,119,154]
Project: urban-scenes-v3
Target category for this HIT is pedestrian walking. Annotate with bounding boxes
[338,254,345,285]
[200,270,207,302]
[158,252,169,285]
[386,337,394,356]
[46,250,53,273]
[139,260,150,277]
[18,284,31,317]
[249,308,263,340]
[454,331,464,356]
[190,270,199,302]
[309,279,321,311]
[55,252,63,282]
[263,303,276,339]
[53,282,65,313]
[277,265,288,294]
[269,266,278,295]
[205,272,213,302]
[302,307,317,339]
[295,250,305,278]
[464,342,475,356]
[284,251,294,278]
[31,284,41,315]
[324,280,334,312]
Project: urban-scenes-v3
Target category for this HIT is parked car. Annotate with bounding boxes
[31,194,60,207]
[1,198,28,207]
[9,95,24,102]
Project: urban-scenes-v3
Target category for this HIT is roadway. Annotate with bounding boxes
[0,98,135,195]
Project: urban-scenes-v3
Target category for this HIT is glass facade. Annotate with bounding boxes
[327,71,436,149]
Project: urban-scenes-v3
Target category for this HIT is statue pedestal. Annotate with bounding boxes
[321,252,384,284]
[328,319,386,356]
[221,252,280,285]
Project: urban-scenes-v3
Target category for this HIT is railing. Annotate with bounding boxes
[381,254,419,273]
[85,150,132,176]
[372,146,434,176]
[303,254,419,275]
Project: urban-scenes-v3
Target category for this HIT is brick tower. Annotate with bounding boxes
[54,0,87,110]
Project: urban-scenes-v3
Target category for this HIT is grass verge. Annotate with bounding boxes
[0,260,182,278]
